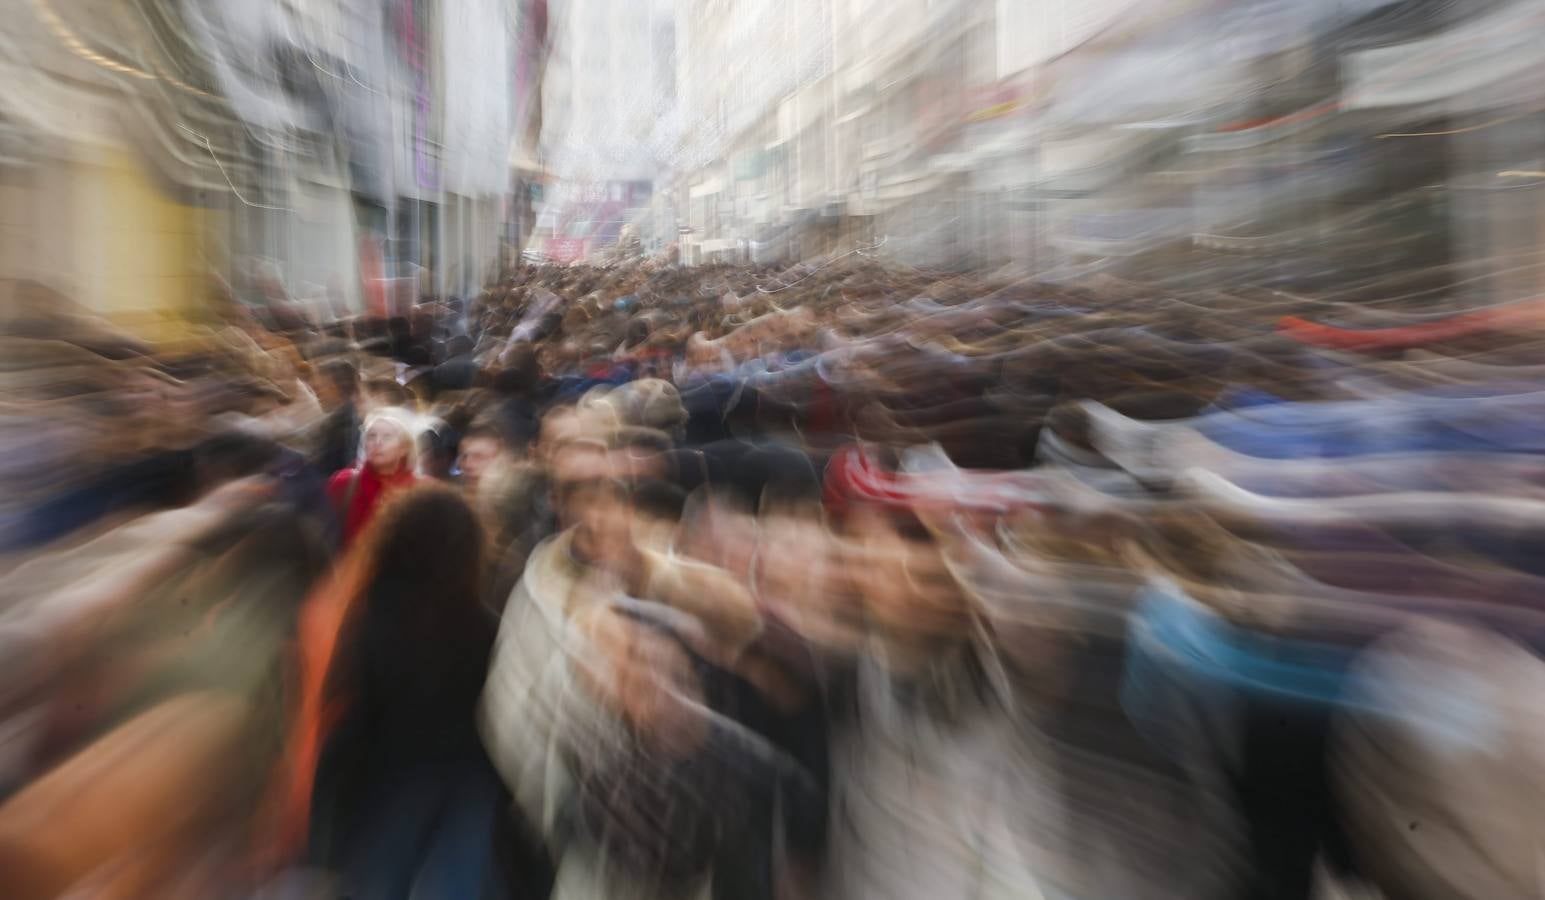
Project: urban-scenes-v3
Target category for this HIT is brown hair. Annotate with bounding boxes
[353,483,487,607]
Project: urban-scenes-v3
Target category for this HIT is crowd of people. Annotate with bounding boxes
[1,257,1543,899]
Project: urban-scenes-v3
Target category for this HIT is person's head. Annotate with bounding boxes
[677,488,758,579]
[614,379,688,438]
[456,421,504,488]
[535,403,587,466]
[360,408,418,474]
[495,345,540,395]
[605,426,672,482]
[418,424,458,480]
[843,503,970,650]
[562,478,636,573]
[314,359,358,409]
[629,479,686,548]
[354,483,486,603]
[364,377,412,410]
[624,317,652,349]
[753,494,857,645]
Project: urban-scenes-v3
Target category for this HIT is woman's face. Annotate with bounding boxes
[363,421,410,471]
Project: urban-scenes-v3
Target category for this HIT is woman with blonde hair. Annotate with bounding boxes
[325,407,420,546]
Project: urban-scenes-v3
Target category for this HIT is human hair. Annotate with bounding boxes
[494,345,540,395]
[358,407,422,472]
[605,426,674,455]
[555,475,630,513]
[624,317,651,349]
[365,377,412,408]
[631,480,687,523]
[353,484,487,609]
[318,359,358,398]
[461,417,503,446]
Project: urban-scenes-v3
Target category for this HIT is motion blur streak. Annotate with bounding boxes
[3,1,1545,899]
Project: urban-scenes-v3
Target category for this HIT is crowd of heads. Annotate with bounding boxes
[3,255,1545,898]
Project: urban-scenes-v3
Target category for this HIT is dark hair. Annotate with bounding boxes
[358,484,486,604]
[319,359,359,397]
[624,318,651,349]
[494,345,540,395]
[461,417,503,446]
[632,480,687,523]
[758,471,825,516]
[366,378,412,407]
[348,486,496,723]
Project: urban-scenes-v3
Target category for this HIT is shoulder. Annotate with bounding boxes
[326,468,358,493]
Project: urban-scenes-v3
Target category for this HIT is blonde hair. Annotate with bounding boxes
[358,406,423,473]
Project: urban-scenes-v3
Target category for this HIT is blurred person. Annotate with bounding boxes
[193,428,334,544]
[748,489,862,676]
[431,334,480,394]
[303,485,507,900]
[609,378,690,442]
[326,408,419,546]
[363,376,414,411]
[605,426,674,485]
[819,501,1042,900]
[476,404,589,611]
[484,475,816,900]
[553,599,820,900]
[477,478,638,899]
[672,490,760,584]
[312,360,361,477]
[0,503,328,900]
[1332,621,1545,900]
[419,423,459,482]
[490,344,547,453]
[271,373,328,436]
[457,420,508,495]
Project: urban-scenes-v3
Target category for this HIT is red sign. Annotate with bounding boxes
[544,237,586,263]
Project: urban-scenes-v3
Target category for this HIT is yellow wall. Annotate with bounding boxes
[0,147,223,339]
[72,148,226,338]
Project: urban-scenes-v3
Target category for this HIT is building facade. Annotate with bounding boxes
[664,0,1545,307]
[0,0,535,334]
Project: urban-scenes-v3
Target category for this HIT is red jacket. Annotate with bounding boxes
[326,464,417,546]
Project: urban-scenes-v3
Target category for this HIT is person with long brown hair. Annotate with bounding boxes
[265,484,505,899]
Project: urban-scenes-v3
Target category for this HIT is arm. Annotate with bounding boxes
[0,691,253,900]
[642,551,763,655]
